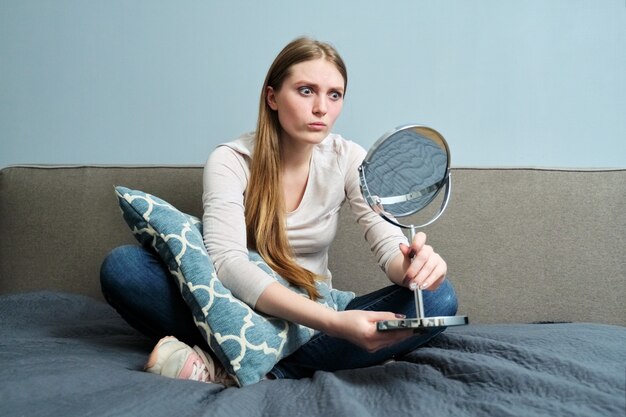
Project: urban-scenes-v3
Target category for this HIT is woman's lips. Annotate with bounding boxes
[308,122,326,131]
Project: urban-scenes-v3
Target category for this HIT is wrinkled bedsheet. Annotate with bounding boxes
[1,291,624,417]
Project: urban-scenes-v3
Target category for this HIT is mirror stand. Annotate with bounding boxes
[359,124,468,332]
[406,227,426,319]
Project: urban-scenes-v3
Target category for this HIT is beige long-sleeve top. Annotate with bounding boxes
[202,132,407,308]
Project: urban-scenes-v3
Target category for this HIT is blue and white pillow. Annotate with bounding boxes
[115,186,354,386]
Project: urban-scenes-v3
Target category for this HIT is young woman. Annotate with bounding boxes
[101,37,458,385]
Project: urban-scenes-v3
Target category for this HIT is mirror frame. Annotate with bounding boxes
[358,124,452,230]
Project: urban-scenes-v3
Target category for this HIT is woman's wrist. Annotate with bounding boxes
[255,282,342,334]
[317,308,343,337]
[386,251,409,287]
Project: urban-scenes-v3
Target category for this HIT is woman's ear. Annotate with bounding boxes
[266,86,278,111]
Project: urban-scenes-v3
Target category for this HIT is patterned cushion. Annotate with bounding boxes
[115,186,354,386]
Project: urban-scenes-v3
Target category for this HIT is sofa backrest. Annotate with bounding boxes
[1,165,624,325]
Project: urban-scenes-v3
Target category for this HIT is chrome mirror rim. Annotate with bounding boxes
[358,124,452,231]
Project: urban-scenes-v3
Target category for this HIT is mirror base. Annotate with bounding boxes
[377,315,469,331]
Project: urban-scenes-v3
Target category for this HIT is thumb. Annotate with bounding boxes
[399,243,413,258]
[371,311,407,322]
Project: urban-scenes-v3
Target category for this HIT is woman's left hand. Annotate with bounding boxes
[399,232,447,291]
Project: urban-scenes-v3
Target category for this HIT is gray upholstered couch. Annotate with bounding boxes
[1,165,624,417]
[2,165,624,324]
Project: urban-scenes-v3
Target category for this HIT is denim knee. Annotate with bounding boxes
[98,244,203,344]
[100,245,141,299]
[426,279,459,317]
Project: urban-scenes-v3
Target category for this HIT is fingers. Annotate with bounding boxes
[367,330,413,353]
[400,232,427,260]
[414,252,447,290]
[398,242,413,258]
[366,310,405,323]
[358,311,414,352]
[402,233,447,290]
[404,244,434,288]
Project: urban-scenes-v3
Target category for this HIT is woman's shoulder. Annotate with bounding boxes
[213,132,255,158]
[205,133,255,178]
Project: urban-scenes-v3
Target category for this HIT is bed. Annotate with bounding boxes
[1,165,624,416]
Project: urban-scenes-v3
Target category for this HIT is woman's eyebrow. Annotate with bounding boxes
[293,80,344,92]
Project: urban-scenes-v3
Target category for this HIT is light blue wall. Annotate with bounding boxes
[2,0,625,168]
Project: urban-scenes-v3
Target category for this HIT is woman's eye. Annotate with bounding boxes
[298,87,313,96]
[329,91,343,101]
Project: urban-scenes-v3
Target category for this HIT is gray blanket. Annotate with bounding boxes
[1,291,624,417]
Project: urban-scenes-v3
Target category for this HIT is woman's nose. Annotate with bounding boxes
[313,96,327,116]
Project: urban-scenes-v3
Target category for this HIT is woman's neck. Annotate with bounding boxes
[279,138,314,171]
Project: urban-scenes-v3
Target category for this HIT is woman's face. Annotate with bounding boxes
[267,58,345,147]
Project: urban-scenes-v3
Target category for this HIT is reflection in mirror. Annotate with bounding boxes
[359,125,451,230]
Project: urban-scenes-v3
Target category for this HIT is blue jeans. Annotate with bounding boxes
[100,245,458,380]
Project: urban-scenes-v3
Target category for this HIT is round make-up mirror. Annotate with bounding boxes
[359,124,451,230]
[359,124,468,331]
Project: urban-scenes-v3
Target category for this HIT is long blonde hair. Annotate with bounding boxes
[245,37,347,301]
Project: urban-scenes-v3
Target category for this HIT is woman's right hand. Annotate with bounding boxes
[324,309,414,352]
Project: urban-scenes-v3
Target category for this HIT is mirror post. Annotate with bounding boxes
[406,226,426,319]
